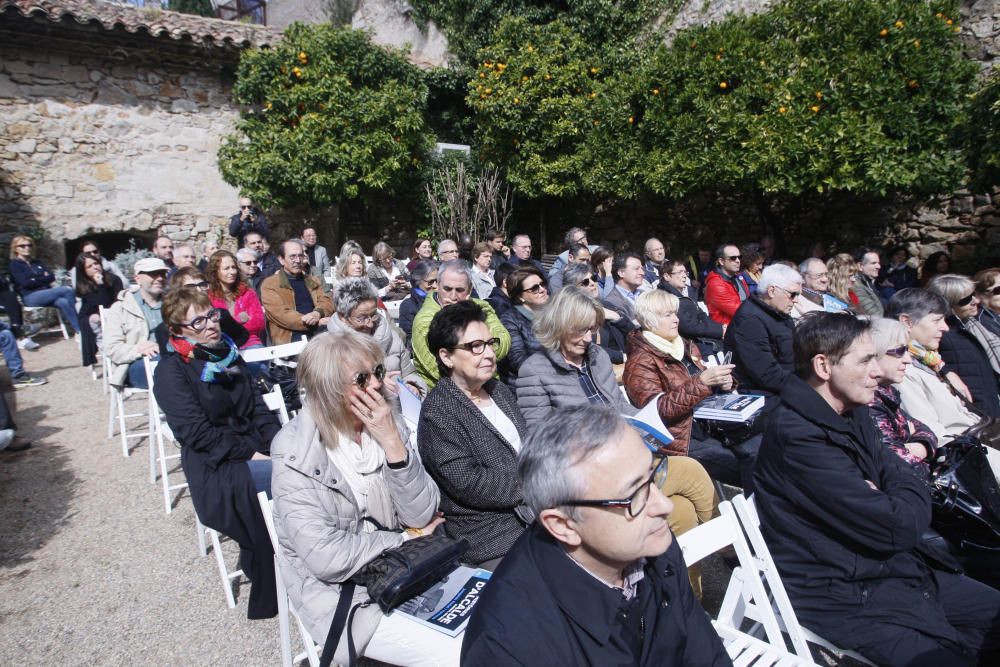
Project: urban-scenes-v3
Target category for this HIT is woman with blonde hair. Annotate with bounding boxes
[270,330,458,665]
[826,252,860,310]
[8,234,81,335]
[330,246,367,294]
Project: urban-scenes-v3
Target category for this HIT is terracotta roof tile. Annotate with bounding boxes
[0,0,282,49]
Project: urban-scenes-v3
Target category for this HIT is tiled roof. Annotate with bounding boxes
[0,0,281,49]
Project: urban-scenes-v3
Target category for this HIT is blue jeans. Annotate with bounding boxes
[23,286,81,333]
[126,356,157,389]
[0,325,23,377]
[246,459,272,498]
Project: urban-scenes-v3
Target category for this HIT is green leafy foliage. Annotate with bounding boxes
[218,24,433,209]
[630,0,976,199]
[167,0,214,18]
[966,66,1000,191]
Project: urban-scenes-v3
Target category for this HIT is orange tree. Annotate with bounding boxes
[966,65,1000,191]
[219,23,433,209]
[625,0,976,202]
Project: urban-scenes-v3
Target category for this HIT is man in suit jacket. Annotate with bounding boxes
[602,251,644,329]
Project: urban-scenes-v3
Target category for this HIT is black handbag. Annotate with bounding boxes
[254,362,302,412]
[929,435,1000,552]
[318,530,469,667]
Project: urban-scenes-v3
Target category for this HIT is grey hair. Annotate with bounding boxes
[372,241,395,265]
[885,288,948,322]
[635,289,680,330]
[798,257,824,275]
[533,285,604,352]
[757,263,803,294]
[236,248,258,262]
[333,277,377,318]
[334,248,367,279]
[869,317,909,357]
[201,239,218,254]
[562,262,592,287]
[512,234,531,247]
[409,259,439,287]
[437,239,457,254]
[339,240,363,259]
[438,259,472,287]
[927,274,976,308]
[518,405,627,519]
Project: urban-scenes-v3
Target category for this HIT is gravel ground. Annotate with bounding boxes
[0,337,852,666]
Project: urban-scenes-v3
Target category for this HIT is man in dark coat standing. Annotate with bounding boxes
[462,405,731,666]
[228,196,270,247]
[754,312,1000,666]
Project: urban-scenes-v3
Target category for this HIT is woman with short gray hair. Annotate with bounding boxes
[927,274,1000,418]
[328,278,425,396]
[367,241,410,301]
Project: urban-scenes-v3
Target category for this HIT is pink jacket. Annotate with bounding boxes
[210,286,265,348]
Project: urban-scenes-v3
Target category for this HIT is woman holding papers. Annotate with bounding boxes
[418,301,530,570]
[624,289,761,491]
[270,331,460,666]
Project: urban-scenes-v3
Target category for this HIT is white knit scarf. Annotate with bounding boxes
[326,431,395,531]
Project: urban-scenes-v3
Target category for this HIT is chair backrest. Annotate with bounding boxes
[143,356,173,440]
[676,500,787,652]
[99,306,113,379]
[241,340,308,364]
[263,385,290,425]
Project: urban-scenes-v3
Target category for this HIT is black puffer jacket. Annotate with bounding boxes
[938,314,1000,418]
[500,305,544,385]
[660,282,724,355]
[724,296,794,395]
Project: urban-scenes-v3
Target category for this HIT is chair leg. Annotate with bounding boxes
[117,392,129,457]
[108,388,117,439]
[159,430,175,514]
[149,407,159,485]
[209,528,238,609]
[196,517,208,557]
[55,308,69,340]
[276,557,293,667]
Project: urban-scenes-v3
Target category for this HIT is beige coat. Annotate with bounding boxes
[896,362,977,442]
[103,287,155,387]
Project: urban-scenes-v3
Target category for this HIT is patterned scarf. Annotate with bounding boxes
[170,333,240,383]
[908,340,944,372]
[963,317,1000,377]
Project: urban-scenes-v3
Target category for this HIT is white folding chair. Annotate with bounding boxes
[258,491,321,667]
[675,501,818,666]
[729,495,876,666]
[101,306,150,458]
[242,340,308,367]
[262,384,290,425]
[143,357,189,512]
[21,300,69,339]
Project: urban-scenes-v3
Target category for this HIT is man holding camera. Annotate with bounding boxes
[228,196,270,247]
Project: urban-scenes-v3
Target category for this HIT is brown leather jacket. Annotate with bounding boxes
[260,270,334,345]
[623,330,712,456]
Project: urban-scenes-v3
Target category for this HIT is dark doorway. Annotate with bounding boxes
[63,232,154,269]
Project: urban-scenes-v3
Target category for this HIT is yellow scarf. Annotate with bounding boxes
[643,330,686,361]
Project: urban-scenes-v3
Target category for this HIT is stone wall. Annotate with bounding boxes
[0,26,243,266]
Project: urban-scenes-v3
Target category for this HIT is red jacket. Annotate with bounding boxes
[704,270,749,326]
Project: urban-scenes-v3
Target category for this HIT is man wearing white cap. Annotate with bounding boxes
[104,257,169,389]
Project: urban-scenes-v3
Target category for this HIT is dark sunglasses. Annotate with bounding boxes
[726,255,741,261]
[884,345,908,359]
[15,243,32,248]
[240,205,253,210]
[986,286,1000,296]
[355,363,386,388]
[577,277,595,287]
[422,278,438,286]
[956,293,977,307]
[523,282,547,294]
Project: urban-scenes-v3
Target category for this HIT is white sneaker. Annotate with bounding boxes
[18,337,39,351]
[0,428,14,450]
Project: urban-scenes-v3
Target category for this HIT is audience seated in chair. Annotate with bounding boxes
[8,234,82,336]
[498,266,549,385]
[260,240,333,345]
[75,251,124,369]
[104,257,168,390]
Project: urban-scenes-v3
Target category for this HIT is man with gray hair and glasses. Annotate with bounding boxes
[437,239,460,262]
[411,259,510,389]
[462,405,730,666]
[793,257,850,319]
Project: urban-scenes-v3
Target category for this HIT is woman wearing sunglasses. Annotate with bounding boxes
[498,266,549,385]
[153,287,281,620]
[563,262,630,365]
[271,330,458,665]
[328,278,425,397]
[927,275,1000,418]
[974,268,1000,338]
[419,300,529,570]
[8,234,82,335]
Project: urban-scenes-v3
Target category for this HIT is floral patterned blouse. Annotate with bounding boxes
[869,384,938,481]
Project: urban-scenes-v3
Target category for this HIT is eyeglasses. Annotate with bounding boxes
[956,293,977,307]
[349,311,380,326]
[571,325,601,338]
[668,269,688,277]
[576,277,595,287]
[180,308,222,332]
[241,205,252,210]
[987,286,1000,296]
[186,281,209,291]
[562,457,668,518]
[355,363,386,388]
[421,278,438,287]
[726,255,741,261]
[523,282,547,294]
[285,253,306,260]
[15,243,31,249]
[239,261,256,267]
[139,270,169,279]
[452,337,501,355]
[884,345,908,359]
[440,249,458,255]
[775,285,801,299]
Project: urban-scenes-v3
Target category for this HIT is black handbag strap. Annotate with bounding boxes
[320,581,357,667]
[934,367,989,420]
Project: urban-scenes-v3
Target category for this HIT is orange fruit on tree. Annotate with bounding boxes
[879,28,888,37]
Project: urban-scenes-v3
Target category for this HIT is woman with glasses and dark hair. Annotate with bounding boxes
[8,234,81,335]
[418,301,530,569]
[499,266,549,385]
[153,286,280,620]
[270,330,458,665]
[75,251,124,368]
[328,278,425,396]
[658,258,725,357]
[206,250,266,353]
[927,274,1000,418]
[397,260,438,342]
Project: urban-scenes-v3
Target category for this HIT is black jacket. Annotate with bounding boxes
[753,376,957,647]
[228,209,269,245]
[499,306,544,385]
[78,274,123,367]
[397,289,426,341]
[417,377,529,564]
[724,296,794,395]
[153,354,281,618]
[660,282,724,355]
[461,523,731,666]
[487,285,513,320]
[938,314,1000,418]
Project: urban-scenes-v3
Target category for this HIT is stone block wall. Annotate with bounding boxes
[0,36,242,266]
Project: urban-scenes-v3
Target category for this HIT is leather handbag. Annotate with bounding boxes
[319,531,469,667]
[930,435,1000,551]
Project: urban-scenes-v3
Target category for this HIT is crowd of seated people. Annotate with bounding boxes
[37,221,1000,666]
